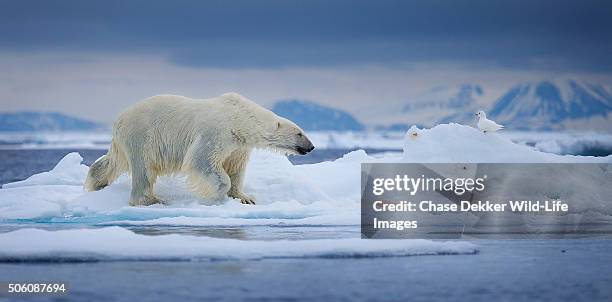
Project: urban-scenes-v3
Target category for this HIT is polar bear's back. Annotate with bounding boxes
[117,94,220,126]
[113,94,238,137]
[109,93,275,173]
[115,93,268,130]
[110,95,230,171]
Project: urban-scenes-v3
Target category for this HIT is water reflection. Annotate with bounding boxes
[128,226,249,239]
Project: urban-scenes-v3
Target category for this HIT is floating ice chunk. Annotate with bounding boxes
[102,210,359,227]
[244,151,332,205]
[334,149,370,162]
[0,227,478,261]
[2,152,88,189]
[294,150,372,203]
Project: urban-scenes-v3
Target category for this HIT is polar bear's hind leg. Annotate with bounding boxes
[127,153,160,206]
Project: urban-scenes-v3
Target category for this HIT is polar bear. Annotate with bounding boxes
[84,93,314,206]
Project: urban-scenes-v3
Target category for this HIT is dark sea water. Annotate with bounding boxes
[1,240,611,302]
[1,149,611,302]
[0,148,398,186]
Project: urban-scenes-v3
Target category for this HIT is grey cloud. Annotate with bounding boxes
[1,0,611,71]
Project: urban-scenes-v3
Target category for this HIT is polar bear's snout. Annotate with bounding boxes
[273,117,315,155]
[295,135,315,155]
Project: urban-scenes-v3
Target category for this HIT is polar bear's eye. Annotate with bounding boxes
[276,122,281,129]
[297,133,303,137]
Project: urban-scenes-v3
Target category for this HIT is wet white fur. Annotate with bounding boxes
[84,93,309,206]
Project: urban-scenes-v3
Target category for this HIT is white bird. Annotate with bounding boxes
[475,110,504,133]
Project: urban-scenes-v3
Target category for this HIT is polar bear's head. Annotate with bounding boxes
[262,117,315,155]
[220,92,315,155]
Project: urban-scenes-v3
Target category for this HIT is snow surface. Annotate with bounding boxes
[0,149,365,223]
[0,227,477,261]
[402,124,612,163]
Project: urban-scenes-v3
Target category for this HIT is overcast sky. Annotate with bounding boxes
[1,0,612,123]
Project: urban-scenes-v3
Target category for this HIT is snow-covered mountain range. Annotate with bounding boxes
[487,80,612,130]
[403,84,484,111]
[395,79,612,131]
[272,99,365,131]
[366,84,487,130]
[1,80,610,132]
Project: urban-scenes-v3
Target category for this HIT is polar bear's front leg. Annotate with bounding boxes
[186,158,231,202]
[224,148,256,205]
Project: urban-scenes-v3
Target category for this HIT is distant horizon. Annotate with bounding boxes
[1,75,610,123]
[1,78,611,133]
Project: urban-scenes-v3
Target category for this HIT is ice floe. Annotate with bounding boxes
[0,150,366,224]
[1,124,610,225]
[0,227,478,261]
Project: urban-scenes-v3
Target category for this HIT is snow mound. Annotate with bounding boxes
[3,152,89,188]
[0,227,478,262]
[403,124,612,163]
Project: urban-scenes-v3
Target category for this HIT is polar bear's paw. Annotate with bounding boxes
[129,196,162,207]
[230,192,256,205]
[240,197,256,205]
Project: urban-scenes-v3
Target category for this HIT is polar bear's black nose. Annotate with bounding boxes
[296,145,315,155]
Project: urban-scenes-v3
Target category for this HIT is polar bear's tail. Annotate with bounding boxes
[84,141,125,191]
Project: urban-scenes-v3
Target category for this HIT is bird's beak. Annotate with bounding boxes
[474,113,478,116]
